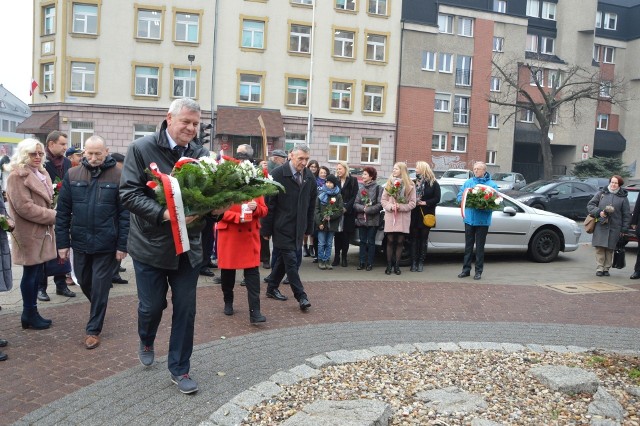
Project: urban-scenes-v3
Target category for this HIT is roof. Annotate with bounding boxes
[514,122,542,145]
[215,106,284,138]
[15,111,59,134]
[594,130,626,152]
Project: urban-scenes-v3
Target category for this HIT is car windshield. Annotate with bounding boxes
[520,181,557,194]
[492,173,514,182]
[442,170,469,179]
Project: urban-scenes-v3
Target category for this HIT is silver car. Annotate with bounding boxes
[492,172,527,191]
[356,184,581,264]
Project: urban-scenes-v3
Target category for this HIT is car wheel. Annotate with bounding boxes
[528,229,561,263]
[531,203,545,210]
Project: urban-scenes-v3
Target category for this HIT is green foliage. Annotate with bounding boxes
[572,156,631,179]
[463,186,503,211]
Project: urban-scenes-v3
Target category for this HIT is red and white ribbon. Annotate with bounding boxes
[460,184,495,219]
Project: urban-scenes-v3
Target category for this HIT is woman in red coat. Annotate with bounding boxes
[216,196,268,323]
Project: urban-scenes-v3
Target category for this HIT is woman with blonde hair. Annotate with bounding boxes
[410,162,441,272]
[381,162,416,275]
[332,161,359,267]
[5,138,58,329]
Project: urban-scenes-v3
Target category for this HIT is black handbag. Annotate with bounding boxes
[44,256,72,277]
[612,240,626,269]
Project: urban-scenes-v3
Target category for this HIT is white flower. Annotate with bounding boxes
[472,187,480,194]
[495,197,503,205]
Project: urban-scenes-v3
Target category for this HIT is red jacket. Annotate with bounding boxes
[216,197,267,270]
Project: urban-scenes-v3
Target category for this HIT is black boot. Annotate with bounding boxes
[246,276,265,323]
[417,241,428,272]
[36,310,52,325]
[357,263,365,270]
[222,286,234,316]
[250,310,266,323]
[303,244,310,257]
[385,262,392,275]
[394,263,401,275]
[410,240,418,272]
[331,251,340,267]
[224,302,234,316]
[341,253,348,267]
[21,308,51,330]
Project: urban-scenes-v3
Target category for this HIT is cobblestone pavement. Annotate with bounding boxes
[1,245,639,425]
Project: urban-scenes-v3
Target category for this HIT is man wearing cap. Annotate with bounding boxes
[267,150,287,173]
[66,146,84,167]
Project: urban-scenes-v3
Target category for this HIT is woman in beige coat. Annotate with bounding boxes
[6,138,57,329]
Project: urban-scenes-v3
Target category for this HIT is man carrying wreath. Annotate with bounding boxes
[456,161,498,280]
[120,98,228,394]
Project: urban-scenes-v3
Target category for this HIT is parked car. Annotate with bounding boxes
[623,185,640,243]
[579,177,610,190]
[505,180,598,220]
[438,169,473,185]
[353,183,581,264]
[492,172,527,191]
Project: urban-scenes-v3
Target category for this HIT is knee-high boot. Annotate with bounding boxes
[246,280,266,324]
[417,241,429,272]
[410,239,418,272]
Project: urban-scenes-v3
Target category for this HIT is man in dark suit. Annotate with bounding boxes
[261,144,316,310]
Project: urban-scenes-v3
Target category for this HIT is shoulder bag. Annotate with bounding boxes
[420,206,436,228]
[583,215,596,234]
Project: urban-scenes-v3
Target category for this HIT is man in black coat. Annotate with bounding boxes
[261,144,316,310]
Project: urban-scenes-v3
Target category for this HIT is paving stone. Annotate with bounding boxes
[249,381,282,399]
[590,419,621,426]
[471,419,503,426]
[501,343,526,352]
[458,341,485,350]
[526,344,546,353]
[208,402,249,426]
[437,342,460,351]
[368,345,403,356]
[269,371,301,386]
[325,349,360,364]
[229,390,264,410]
[566,345,591,353]
[306,354,334,369]
[414,342,440,352]
[417,386,488,414]
[289,364,321,379]
[393,343,418,353]
[529,365,599,394]
[588,387,626,420]
[281,399,393,426]
[349,349,377,361]
[543,345,572,353]
[479,342,504,351]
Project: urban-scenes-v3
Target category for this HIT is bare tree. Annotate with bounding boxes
[489,57,628,179]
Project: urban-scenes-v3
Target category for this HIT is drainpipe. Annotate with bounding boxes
[210,0,220,151]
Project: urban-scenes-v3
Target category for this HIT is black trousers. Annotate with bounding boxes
[462,224,489,274]
[74,252,116,335]
[267,248,307,301]
[260,236,270,264]
[220,267,260,311]
[200,216,216,270]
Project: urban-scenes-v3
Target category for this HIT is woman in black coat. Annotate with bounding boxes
[332,161,359,267]
[409,161,441,272]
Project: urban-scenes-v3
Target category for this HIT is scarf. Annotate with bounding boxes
[316,177,326,190]
[608,184,619,194]
[30,166,54,199]
[45,146,65,179]
[318,184,340,205]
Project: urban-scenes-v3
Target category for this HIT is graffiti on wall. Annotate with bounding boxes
[432,155,467,170]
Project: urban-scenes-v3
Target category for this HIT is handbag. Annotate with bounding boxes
[612,239,626,269]
[420,207,436,228]
[44,256,71,277]
[583,215,596,234]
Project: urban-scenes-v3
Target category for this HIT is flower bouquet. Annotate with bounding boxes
[52,177,63,207]
[597,205,615,224]
[386,179,406,203]
[462,185,503,211]
[319,197,340,230]
[360,189,371,207]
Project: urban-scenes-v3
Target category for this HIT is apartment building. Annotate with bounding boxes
[0,85,31,153]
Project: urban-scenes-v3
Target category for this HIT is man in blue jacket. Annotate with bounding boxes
[456,161,498,280]
[56,135,129,350]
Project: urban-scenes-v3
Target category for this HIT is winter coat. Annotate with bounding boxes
[44,155,71,183]
[315,193,344,233]
[587,187,630,250]
[337,175,359,233]
[56,156,130,254]
[631,197,640,237]
[119,120,210,269]
[6,166,57,266]
[0,196,12,292]
[262,161,317,250]
[381,182,417,234]
[457,172,499,227]
[217,197,268,270]
[354,181,383,228]
[411,179,442,230]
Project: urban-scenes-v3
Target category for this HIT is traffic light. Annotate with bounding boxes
[198,123,213,146]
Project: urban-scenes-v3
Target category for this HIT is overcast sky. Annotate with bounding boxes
[0,2,34,105]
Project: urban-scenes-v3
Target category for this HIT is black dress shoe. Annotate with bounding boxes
[357,263,365,270]
[394,266,401,275]
[458,271,471,278]
[299,297,311,310]
[112,277,128,284]
[602,271,610,276]
[596,271,604,277]
[366,264,373,271]
[56,287,76,297]
[266,289,288,301]
[0,338,7,347]
[223,302,233,316]
[119,266,127,273]
[199,268,215,277]
[0,351,7,361]
[341,258,348,267]
[630,271,640,279]
[213,276,222,284]
[474,272,482,280]
[331,258,340,267]
[37,290,51,302]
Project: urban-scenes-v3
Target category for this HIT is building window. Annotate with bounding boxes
[434,93,450,112]
[488,113,499,129]
[137,9,162,40]
[333,29,355,58]
[175,12,200,43]
[331,81,353,110]
[289,23,311,54]
[363,84,384,113]
[365,33,386,62]
[600,81,612,98]
[493,37,504,52]
[595,11,602,28]
[42,63,55,92]
[287,77,308,106]
[453,96,470,126]
[597,114,609,130]
[526,34,538,52]
[335,0,356,11]
[604,12,617,30]
[135,66,159,97]
[134,124,157,140]
[452,135,467,152]
[455,55,472,87]
[541,37,555,54]
[173,68,196,98]
[458,17,474,37]
[486,151,497,165]
[526,0,539,17]
[285,133,306,152]
[329,135,349,162]
[541,2,556,20]
[493,0,507,13]
[239,73,263,103]
[548,70,561,88]
[438,53,453,73]
[361,137,380,164]
[603,46,615,63]
[70,61,96,93]
[438,14,453,34]
[432,133,447,151]
[368,0,387,16]
[292,0,313,4]
[530,68,543,86]
[593,44,601,62]
[242,19,265,49]
[43,5,56,35]
[72,3,98,34]
[520,109,535,123]
[490,76,501,92]
[70,121,94,148]
[422,51,436,71]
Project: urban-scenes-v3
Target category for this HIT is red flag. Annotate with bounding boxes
[30,78,38,96]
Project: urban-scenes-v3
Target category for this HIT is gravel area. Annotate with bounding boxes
[243,350,640,425]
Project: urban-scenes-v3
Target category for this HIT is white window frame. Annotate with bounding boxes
[439,53,453,73]
[434,93,451,112]
[526,0,539,17]
[593,44,601,62]
[242,19,265,49]
[453,96,470,126]
[548,70,561,88]
[595,11,602,28]
[172,68,196,98]
[366,33,386,62]
[458,17,474,37]
[597,114,609,130]
[43,63,55,93]
[422,51,436,71]
[488,113,499,129]
[455,55,472,87]
[604,12,617,30]
[70,62,96,93]
[239,74,262,103]
[432,133,447,151]
[530,68,544,86]
[493,36,504,52]
[292,0,313,4]
[490,76,501,92]
[176,12,199,43]
[542,2,556,20]
[486,150,497,165]
[135,66,159,97]
[133,124,157,140]
[360,137,380,164]
[287,78,309,106]
[335,0,356,11]
[526,34,538,52]
[363,84,383,113]
[285,132,306,152]
[520,109,535,123]
[70,121,94,148]
[451,134,467,152]
[328,135,349,162]
[72,3,98,34]
[44,5,56,35]
[603,46,615,63]
[438,14,453,34]
[541,36,555,54]
[368,0,388,16]
[493,0,507,13]
[600,81,612,98]
[137,9,162,40]
[333,29,355,58]
[289,24,311,53]
[331,81,353,110]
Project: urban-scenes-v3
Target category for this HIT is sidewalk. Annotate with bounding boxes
[1,245,639,425]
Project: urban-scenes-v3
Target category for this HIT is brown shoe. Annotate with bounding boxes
[85,335,100,349]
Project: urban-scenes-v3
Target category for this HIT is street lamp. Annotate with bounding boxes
[188,54,195,98]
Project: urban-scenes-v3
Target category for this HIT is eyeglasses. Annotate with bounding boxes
[29,152,45,157]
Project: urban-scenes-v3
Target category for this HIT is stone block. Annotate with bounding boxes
[281,399,393,426]
[529,365,599,394]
